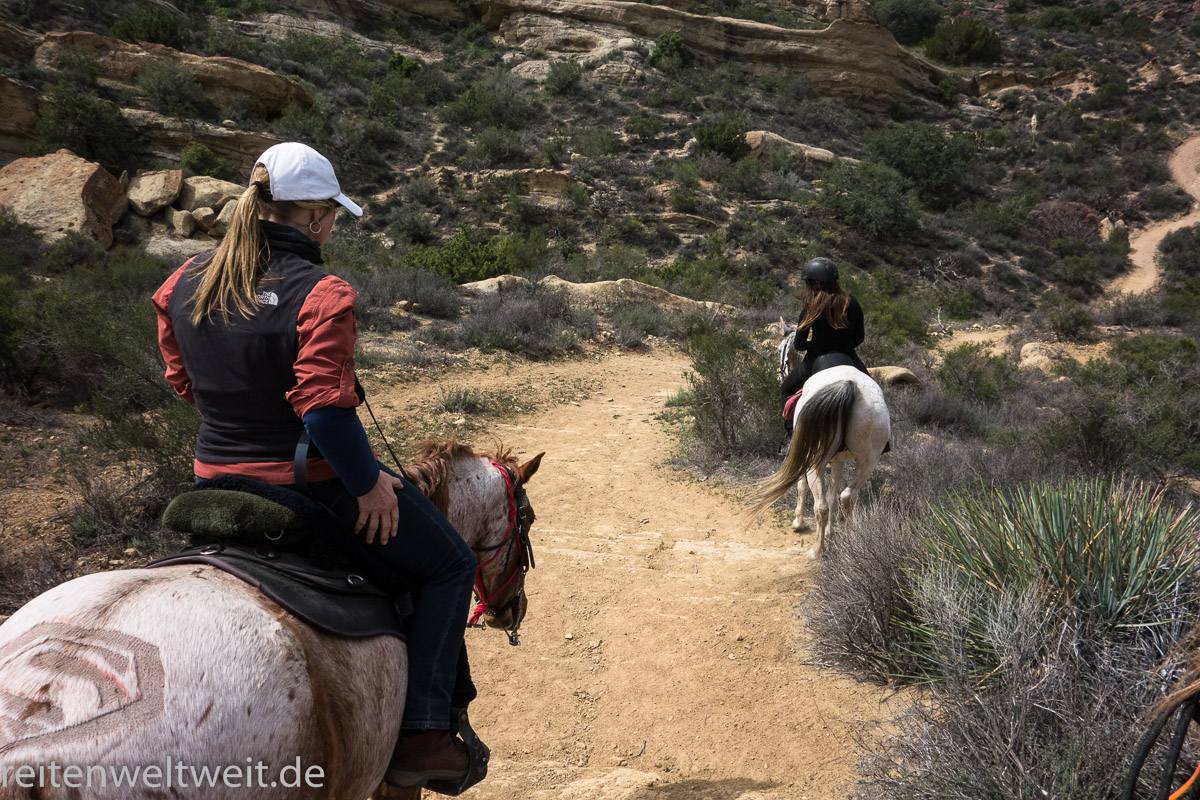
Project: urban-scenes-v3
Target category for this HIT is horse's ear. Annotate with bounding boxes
[778,317,787,336]
[517,452,544,485]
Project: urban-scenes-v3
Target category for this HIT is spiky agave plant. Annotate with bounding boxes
[897,477,1200,681]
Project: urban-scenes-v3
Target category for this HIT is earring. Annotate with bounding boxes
[308,221,322,235]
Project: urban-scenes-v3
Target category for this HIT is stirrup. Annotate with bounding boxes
[424,707,489,796]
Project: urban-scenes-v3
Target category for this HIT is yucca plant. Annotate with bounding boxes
[898,478,1200,681]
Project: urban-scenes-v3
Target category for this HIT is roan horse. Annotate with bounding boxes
[0,439,543,800]
[751,320,890,558]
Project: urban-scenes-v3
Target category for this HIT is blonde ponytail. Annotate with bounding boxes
[188,165,270,325]
[187,167,340,325]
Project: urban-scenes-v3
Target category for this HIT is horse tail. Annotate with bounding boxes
[750,380,856,519]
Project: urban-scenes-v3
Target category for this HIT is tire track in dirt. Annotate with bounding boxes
[374,349,898,800]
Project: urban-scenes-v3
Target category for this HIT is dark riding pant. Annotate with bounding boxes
[780,350,869,404]
[301,463,476,732]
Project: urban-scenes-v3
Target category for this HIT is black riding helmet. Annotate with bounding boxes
[801,257,838,283]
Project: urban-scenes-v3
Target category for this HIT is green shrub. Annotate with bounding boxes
[625,114,665,142]
[111,4,189,49]
[1082,63,1128,111]
[442,70,538,130]
[678,329,780,459]
[388,54,423,76]
[820,161,919,239]
[935,343,1017,403]
[32,80,139,175]
[454,285,595,357]
[866,122,975,209]
[180,143,237,181]
[466,127,528,167]
[649,31,693,68]
[1032,6,1079,31]
[874,0,945,44]
[571,126,619,159]
[544,60,584,96]
[695,117,750,161]
[140,61,212,118]
[925,17,1002,65]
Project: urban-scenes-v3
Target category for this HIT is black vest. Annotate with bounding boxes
[169,250,328,465]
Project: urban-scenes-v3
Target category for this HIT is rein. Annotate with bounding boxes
[468,460,533,646]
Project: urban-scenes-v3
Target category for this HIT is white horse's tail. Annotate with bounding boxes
[751,379,856,519]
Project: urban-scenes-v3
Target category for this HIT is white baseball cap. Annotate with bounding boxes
[254,142,363,217]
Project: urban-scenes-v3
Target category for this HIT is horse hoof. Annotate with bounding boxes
[792,520,804,532]
[808,547,821,560]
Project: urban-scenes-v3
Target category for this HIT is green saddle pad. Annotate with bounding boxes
[162,489,306,539]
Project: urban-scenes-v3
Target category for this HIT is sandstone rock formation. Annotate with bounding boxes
[973,69,1079,95]
[167,207,196,237]
[228,14,396,55]
[868,366,922,387]
[35,31,312,119]
[271,0,943,110]
[0,75,38,155]
[0,20,43,68]
[121,109,283,175]
[462,273,735,313]
[459,168,582,204]
[1019,342,1062,372]
[127,169,183,215]
[745,131,858,167]
[0,150,127,248]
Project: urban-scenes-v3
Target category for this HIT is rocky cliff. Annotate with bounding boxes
[269,0,944,110]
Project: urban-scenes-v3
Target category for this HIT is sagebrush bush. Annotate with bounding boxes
[935,343,1017,402]
[821,161,919,240]
[874,0,945,44]
[453,284,595,357]
[866,122,974,209]
[925,17,1002,65]
[677,329,780,460]
[695,117,750,161]
[33,79,140,175]
[140,61,212,118]
[649,32,693,68]
[112,3,190,49]
[544,60,584,96]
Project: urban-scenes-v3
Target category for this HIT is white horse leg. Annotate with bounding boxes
[809,467,830,559]
[792,471,809,532]
[829,459,846,523]
[841,455,878,522]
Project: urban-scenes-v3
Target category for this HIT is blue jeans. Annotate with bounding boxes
[301,464,476,732]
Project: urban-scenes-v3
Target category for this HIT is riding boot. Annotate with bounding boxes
[386,729,469,789]
[882,440,892,454]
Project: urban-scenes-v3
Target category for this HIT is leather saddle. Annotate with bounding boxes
[151,476,410,639]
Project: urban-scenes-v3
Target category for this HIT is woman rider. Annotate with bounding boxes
[780,257,884,448]
[152,142,474,790]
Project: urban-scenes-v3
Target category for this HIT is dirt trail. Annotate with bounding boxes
[375,349,895,800]
[1107,133,1200,296]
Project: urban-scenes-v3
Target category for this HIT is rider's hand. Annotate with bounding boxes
[355,470,404,546]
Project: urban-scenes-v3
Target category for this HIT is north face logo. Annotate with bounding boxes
[257,291,279,306]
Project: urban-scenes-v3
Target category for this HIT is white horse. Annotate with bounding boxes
[752,320,890,558]
[0,439,543,800]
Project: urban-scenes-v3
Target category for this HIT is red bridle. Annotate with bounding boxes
[468,461,533,644]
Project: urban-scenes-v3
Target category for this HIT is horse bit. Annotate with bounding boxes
[469,461,535,646]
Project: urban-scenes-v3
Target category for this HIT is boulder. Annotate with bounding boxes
[511,59,552,81]
[0,75,38,155]
[0,150,127,248]
[144,231,218,266]
[166,207,196,237]
[868,366,922,387]
[35,31,312,120]
[459,275,533,295]
[537,275,735,313]
[465,168,581,204]
[179,176,245,213]
[212,200,238,236]
[120,108,282,175]
[590,61,647,86]
[0,20,43,68]
[192,206,218,232]
[1019,342,1062,372]
[744,130,856,166]
[127,169,183,216]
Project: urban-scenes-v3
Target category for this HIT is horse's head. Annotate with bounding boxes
[470,452,543,644]
[407,440,545,644]
[776,317,800,382]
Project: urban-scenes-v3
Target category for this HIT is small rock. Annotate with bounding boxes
[126,169,182,216]
[564,633,574,640]
[212,200,237,236]
[167,208,195,237]
[221,119,239,129]
[123,548,141,557]
[192,206,217,232]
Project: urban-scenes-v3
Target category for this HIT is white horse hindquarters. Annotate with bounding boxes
[0,567,405,800]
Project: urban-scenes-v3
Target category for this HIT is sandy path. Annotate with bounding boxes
[1108,133,1200,296]
[376,349,895,800]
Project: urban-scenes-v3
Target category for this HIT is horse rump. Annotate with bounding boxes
[750,379,856,518]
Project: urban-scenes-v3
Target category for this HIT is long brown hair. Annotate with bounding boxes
[797,279,851,330]
[187,164,337,324]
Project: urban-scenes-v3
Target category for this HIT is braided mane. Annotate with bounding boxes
[404,438,517,515]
